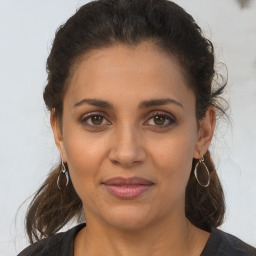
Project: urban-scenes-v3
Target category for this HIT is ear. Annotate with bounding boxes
[50,109,67,162]
[193,106,216,159]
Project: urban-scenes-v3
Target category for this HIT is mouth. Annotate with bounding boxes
[102,177,154,200]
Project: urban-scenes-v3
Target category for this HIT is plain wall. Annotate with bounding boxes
[0,0,255,255]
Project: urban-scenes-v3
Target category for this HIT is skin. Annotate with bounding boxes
[51,41,215,256]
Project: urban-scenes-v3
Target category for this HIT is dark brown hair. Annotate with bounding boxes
[26,0,226,243]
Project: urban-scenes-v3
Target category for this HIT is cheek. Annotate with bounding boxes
[63,124,105,170]
[62,130,105,198]
[149,128,197,187]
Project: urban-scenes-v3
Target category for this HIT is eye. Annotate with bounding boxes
[146,112,176,128]
[81,113,110,128]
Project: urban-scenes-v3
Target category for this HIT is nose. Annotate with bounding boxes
[108,124,147,167]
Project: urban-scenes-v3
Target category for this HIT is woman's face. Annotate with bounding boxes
[52,42,214,231]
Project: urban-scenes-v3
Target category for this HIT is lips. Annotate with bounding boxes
[103,177,154,186]
[102,177,154,199]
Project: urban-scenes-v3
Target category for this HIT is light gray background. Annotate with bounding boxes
[0,0,255,255]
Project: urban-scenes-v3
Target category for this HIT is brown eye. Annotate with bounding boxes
[90,115,104,125]
[82,114,110,127]
[146,112,176,128]
[153,115,166,125]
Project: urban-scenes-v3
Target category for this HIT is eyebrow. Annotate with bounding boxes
[139,98,183,109]
[73,98,183,109]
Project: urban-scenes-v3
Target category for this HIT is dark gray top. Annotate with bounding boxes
[18,223,256,256]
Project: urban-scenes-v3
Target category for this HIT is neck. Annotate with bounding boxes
[74,214,208,256]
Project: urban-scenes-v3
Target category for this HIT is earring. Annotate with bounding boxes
[194,155,210,187]
[57,157,69,190]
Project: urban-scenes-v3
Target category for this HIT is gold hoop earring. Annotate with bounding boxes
[194,155,210,187]
[57,157,69,190]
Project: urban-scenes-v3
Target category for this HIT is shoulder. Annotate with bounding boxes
[17,223,86,256]
[201,228,256,256]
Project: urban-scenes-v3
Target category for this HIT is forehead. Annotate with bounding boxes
[65,42,195,109]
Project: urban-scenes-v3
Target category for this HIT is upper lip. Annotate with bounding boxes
[103,177,154,185]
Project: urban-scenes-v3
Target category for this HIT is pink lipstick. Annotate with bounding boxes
[103,177,154,199]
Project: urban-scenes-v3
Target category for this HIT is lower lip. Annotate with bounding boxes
[104,184,153,199]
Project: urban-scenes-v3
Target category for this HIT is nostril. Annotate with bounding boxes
[110,159,120,165]
[109,148,146,167]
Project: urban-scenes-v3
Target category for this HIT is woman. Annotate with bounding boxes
[18,0,256,255]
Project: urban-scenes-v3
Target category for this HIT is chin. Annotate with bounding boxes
[103,205,154,231]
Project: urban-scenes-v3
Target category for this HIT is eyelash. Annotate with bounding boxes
[80,111,177,130]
